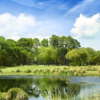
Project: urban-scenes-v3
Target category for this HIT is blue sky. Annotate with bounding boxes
[0,0,100,50]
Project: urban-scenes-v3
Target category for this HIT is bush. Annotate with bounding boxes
[50,68,59,73]
[6,88,28,100]
[0,70,3,73]
[16,69,21,73]
[39,69,43,72]
[33,69,39,73]
[75,72,78,76]
[76,69,81,73]
[98,68,100,73]
[61,70,68,75]
[50,68,55,73]
[63,67,68,70]
[87,68,92,71]
[43,70,47,73]
[92,68,98,71]
[81,69,86,73]
[46,69,50,72]
[24,69,31,73]
[69,69,76,73]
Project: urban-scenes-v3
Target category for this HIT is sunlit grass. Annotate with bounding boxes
[0,65,100,76]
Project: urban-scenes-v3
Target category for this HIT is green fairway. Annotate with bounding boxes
[0,65,100,76]
[0,65,63,72]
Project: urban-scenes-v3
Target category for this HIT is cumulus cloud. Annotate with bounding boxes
[0,13,65,41]
[70,13,100,38]
[0,13,36,39]
[9,36,21,41]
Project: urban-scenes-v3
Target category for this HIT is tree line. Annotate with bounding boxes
[0,35,99,66]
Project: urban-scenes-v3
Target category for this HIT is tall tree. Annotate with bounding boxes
[41,38,48,47]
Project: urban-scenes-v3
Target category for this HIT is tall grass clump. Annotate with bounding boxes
[50,68,59,73]
[0,70,3,73]
[33,69,39,73]
[50,68,55,73]
[24,69,31,73]
[46,69,50,72]
[98,68,100,73]
[92,67,98,71]
[63,66,68,70]
[81,69,86,73]
[16,69,21,73]
[6,88,28,100]
[39,69,43,73]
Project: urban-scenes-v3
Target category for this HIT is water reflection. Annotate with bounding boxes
[0,76,100,100]
[0,76,80,99]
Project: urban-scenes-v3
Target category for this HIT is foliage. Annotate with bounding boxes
[0,35,99,66]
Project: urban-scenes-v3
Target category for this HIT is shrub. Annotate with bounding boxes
[75,73,78,76]
[87,68,92,71]
[0,70,3,73]
[98,68,100,73]
[46,69,50,72]
[39,69,43,72]
[92,68,98,71]
[50,68,59,73]
[16,69,21,73]
[12,71,14,72]
[76,69,81,73]
[50,68,55,73]
[24,69,31,73]
[59,69,64,73]
[63,66,68,70]
[33,69,39,73]
[69,69,76,73]
[81,69,86,73]
[43,70,47,73]
[61,70,68,75]
[6,88,28,100]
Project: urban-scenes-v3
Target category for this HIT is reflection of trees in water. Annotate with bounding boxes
[0,77,80,99]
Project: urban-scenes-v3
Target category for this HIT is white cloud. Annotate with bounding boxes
[9,36,21,41]
[0,13,35,39]
[70,13,100,38]
[0,13,66,41]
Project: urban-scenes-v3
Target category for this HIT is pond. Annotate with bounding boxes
[0,76,100,100]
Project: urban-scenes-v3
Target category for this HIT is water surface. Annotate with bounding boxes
[0,76,100,100]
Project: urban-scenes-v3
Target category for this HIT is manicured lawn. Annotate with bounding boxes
[0,65,100,76]
[0,65,63,72]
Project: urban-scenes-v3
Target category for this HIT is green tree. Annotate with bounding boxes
[41,38,48,47]
[39,46,57,65]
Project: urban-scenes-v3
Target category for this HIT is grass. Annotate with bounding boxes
[39,84,100,100]
[0,88,28,100]
[0,65,100,76]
